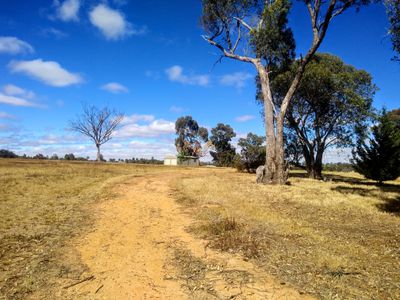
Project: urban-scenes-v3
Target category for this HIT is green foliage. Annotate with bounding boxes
[201,0,295,68]
[236,133,266,172]
[64,153,75,160]
[251,0,295,68]
[50,154,59,160]
[352,109,400,183]
[210,123,236,167]
[0,149,18,158]
[386,0,400,60]
[175,116,209,158]
[261,53,376,178]
[124,157,163,165]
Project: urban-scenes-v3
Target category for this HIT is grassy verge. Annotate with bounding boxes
[173,169,400,299]
[0,159,169,299]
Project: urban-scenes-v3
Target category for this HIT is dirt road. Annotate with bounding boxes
[62,172,311,299]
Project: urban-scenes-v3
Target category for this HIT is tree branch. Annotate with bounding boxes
[202,35,257,64]
[233,17,254,31]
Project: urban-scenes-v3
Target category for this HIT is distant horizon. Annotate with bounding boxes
[0,1,398,163]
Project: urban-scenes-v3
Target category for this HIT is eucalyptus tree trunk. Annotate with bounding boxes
[313,145,324,180]
[201,0,359,184]
[256,63,277,183]
[275,114,287,184]
[303,144,324,180]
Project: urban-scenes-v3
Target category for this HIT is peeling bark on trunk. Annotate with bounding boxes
[256,64,277,183]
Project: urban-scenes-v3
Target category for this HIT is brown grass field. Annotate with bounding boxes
[0,159,399,299]
[0,159,170,299]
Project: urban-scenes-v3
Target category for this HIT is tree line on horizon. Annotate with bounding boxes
[2,1,400,184]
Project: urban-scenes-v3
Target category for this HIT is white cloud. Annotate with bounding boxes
[0,37,34,55]
[3,84,35,99]
[101,82,129,94]
[165,65,209,87]
[116,115,175,138]
[0,112,15,119]
[121,114,155,124]
[0,93,41,108]
[12,139,175,160]
[220,72,252,89]
[235,115,255,122]
[54,0,81,22]
[5,128,176,160]
[89,4,144,40]
[8,59,83,87]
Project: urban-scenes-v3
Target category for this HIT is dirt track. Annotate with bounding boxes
[63,172,312,299]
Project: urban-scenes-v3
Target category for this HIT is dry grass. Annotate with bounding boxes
[173,169,400,299]
[0,159,171,299]
[2,159,399,299]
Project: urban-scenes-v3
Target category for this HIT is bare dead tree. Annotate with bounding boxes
[70,105,124,162]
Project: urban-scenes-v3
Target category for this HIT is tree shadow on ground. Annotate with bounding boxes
[291,172,399,190]
[332,185,400,216]
[376,196,400,216]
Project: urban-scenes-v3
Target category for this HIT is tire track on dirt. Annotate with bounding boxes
[62,172,313,299]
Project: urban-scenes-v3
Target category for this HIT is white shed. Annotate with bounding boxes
[164,155,178,166]
[164,155,200,166]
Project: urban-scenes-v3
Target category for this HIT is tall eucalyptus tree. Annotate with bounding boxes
[201,0,372,184]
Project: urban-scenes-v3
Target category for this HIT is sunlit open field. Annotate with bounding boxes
[1,159,399,299]
[173,170,400,299]
[0,159,170,299]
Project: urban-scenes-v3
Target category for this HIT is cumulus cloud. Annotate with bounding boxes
[0,93,41,107]
[165,65,209,87]
[235,115,255,122]
[121,114,155,124]
[89,4,145,40]
[4,128,176,160]
[116,114,175,138]
[3,84,35,99]
[54,0,81,22]
[8,59,83,87]
[0,36,34,55]
[220,72,252,89]
[101,82,129,94]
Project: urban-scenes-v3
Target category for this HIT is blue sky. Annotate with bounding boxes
[0,0,398,161]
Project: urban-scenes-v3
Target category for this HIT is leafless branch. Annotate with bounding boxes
[70,104,124,157]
